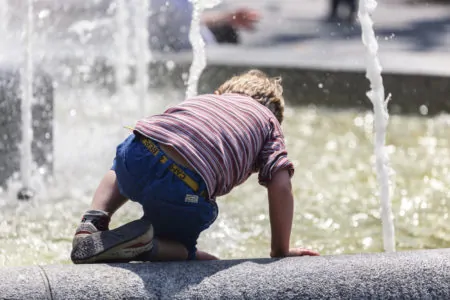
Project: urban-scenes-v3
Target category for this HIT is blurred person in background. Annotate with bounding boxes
[149,0,260,51]
[327,0,358,23]
[25,0,259,52]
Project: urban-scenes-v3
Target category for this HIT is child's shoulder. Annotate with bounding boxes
[186,93,251,104]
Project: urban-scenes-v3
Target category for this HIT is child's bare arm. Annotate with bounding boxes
[267,169,320,257]
[267,169,293,256]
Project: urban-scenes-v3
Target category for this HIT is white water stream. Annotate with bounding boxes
[20,0,35,191]
[186,0,221,98]
[131,0,151,111]
[358,0,396,252]
[114,0,130,98]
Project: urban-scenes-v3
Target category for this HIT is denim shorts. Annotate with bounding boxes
[111,133,218,259]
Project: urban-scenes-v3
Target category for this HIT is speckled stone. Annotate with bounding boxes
[1,248,450,299]
[0,266,50,300]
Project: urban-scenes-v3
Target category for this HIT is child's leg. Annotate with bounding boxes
[72,135,156,264]
[141,238,189,261]
[138,239,218,261]
[71,170,151,264]
[73,170,127,235]
[90,170,128,216]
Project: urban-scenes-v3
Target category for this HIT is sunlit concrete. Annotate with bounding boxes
[1,249,450,300]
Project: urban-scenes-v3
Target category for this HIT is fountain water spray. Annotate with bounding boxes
[114,0,130,97]
[17,0,36,201]
[0,0,9,41]
[131,0,151,112]
[114,0,151,115]
[358,0,395,252]
[186,0,221,98]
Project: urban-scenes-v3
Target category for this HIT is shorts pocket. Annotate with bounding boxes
[120,138,161,189]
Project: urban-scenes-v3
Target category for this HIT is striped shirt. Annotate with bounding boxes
[134,93,294,199]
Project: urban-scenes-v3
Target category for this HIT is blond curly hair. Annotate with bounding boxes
[215,69,285,124]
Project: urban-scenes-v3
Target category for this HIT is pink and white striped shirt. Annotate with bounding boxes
[134,93,294,199]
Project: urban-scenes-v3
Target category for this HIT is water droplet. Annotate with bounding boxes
[38,10,50,19]
[165,60,175,70]
[362,237,373,248]
[419,105,428,116]
[354,116,364,127]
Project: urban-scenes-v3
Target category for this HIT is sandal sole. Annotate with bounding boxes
[71,218,153,264]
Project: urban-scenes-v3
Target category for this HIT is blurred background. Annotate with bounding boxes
[0,0,449,267]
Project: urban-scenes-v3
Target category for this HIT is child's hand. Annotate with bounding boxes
[287,247,320,256]
[228,9,261,30]
[196,249,219,260]
[271,247,320,258]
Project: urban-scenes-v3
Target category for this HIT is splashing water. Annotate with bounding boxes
[131,0,151,111]
[0,0,9,42]
[114,0,131,97]
[186,0,221,98]
[358,0,396,252]
[113,0,151,116]
[20,0,34,191]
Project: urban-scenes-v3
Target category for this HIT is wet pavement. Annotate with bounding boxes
[205,0,450,75]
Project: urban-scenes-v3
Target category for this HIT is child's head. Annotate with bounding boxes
[215,69,285,124]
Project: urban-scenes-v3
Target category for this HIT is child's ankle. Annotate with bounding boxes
[86,209,110,216]
[81,210,111,231]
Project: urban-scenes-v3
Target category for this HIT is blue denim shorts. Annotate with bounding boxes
[111,133,218,259]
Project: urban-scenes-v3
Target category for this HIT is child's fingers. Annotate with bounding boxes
[231,9,261,30]
[289,248,320,257]
[196,250,219,260]
[300,249,320,256]
[245,11,261,22]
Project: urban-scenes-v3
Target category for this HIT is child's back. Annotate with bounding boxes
[134,93,293,199]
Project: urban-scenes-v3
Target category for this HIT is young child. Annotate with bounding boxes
[71,69,319,264]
